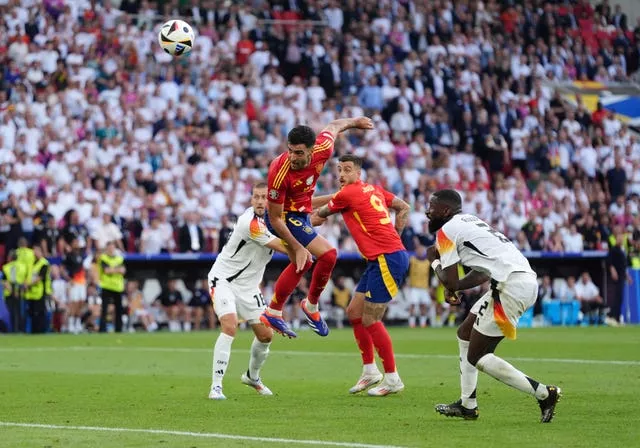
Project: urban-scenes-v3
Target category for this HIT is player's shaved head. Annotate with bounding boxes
[426,189,462,234]
[432,189,462,212]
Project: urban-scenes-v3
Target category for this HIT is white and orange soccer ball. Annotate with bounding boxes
[158,19,195,56]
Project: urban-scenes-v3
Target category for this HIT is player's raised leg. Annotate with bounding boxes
[346,290,382,393]
[209,311,236,400]
[241,321,274,395]
[435,312,480,420]
[299,234,335,336]
[261,253,312,338]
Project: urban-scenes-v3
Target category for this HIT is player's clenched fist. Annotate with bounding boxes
[354,116,374,130]
[444,289,462,305]
[426,245,440,263]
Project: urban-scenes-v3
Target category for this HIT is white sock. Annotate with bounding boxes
[249,337,270,380]
[476,353,549,400]
[363,363,380,375]
[184,321,192,332]
[408,316,416,327]
[458,338,479,409]
[67,316,74,332]
[292,318,300,329]
[170,320,180,332]
[211,333,234,388]
[304,300,318,313]
[74,317,82,332]
[385,371,401,383]
[419,315,427,327]
[266,307,282,317]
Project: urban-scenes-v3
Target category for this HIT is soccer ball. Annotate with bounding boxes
[158,19,195,56]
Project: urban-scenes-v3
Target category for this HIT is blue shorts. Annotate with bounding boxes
[356,250,410,303]
[264,211,318,248]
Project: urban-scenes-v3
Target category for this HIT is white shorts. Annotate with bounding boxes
[470,272,538,340]
[407,287,432,305]
[210,279,265,325]
[69,284,87,302]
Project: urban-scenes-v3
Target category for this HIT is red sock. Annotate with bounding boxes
[268,261,312,311]
[365,321,396,373]
[350,318,375,365]
[308,248,337,304]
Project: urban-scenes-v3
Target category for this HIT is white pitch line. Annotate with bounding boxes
[0,422,407,448]
[0,345,639,366]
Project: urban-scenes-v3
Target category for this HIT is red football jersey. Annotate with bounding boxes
[327,180,406,260]
[267,131,334,213]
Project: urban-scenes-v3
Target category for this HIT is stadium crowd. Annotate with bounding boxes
[2,0,640,331]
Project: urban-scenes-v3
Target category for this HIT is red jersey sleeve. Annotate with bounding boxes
[378,187,396,208]
[312,131,335,163]
[267,156,290,204]
[327,186,351,213]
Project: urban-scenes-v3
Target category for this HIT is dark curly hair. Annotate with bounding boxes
[287,125,316,148]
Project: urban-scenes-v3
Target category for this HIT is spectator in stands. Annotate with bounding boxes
[179,211,205,253]
[575,272,605,325]
[93,209,124,252]
[140,216,167,255]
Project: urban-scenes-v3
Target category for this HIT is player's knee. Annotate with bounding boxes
[320,247,338,266]
[467,352,481,367]
[257,331,272,343]
[220,319,237,337]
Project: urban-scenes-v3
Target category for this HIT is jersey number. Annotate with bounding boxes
[370,194,391,225]
[475,300,489,325]
[254,293,266,307]
[288,217,303,227]
[475,222,509,243]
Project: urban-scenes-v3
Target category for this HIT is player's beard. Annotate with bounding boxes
[428,216,447,234]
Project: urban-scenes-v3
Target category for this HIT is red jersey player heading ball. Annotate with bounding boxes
[261,117,375,339]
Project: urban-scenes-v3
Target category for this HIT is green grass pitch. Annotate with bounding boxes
[1,327,640,448]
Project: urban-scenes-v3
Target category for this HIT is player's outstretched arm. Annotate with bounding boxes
[311,194,334,209]
[264,239,289,255]
[322,117,374,138]
[389,197,410,235]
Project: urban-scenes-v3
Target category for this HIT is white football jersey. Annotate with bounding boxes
[436,214,534,282]
[208,207,278,287]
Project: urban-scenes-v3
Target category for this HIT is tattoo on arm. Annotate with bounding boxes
[317,205,334,219]
[390,197,410,234]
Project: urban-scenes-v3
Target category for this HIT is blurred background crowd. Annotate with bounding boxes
[1,0,640,332]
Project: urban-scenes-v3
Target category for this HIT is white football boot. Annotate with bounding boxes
[208,385,226,400]
[241,371,273,396]
[349,371,384,394]
[367,374,405,397]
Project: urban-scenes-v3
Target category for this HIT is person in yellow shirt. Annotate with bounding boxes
[406,245,436,328]
[24,246,52,334]
[98,241,126,333]
[2,250,28,332]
